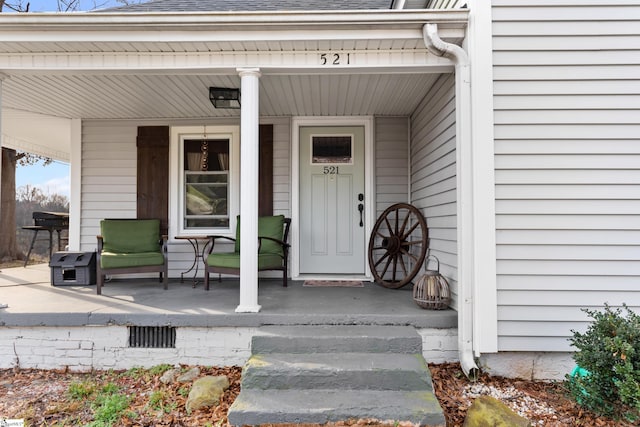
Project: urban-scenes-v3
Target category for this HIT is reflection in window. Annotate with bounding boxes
[183,139,229,229]
[312,136,352,164]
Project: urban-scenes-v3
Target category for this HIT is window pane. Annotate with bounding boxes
[186,218,229,228]
[183,138,230,230]
[184,139,229,171]
[312,136,352,164]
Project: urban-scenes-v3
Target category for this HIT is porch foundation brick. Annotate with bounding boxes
[479,352,575,381]
[1,325,455,371]
[418,327,459,363]
[0,325,261,370]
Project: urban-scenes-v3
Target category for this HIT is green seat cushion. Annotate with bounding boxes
[207,252,283,270]
[100,251,165,269]
[233,215,285,255]
[101,219,161,253]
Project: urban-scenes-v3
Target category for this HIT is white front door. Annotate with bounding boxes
[299,126,366,274]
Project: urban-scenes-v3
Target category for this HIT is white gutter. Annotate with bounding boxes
[423,23,479,381]
[0,10,469,29]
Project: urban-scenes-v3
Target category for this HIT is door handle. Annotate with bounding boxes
[358,203,364,227]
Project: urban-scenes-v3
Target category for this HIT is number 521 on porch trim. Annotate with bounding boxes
[320,53,351,66]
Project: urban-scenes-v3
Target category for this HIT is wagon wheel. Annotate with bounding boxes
[368,203,429,289]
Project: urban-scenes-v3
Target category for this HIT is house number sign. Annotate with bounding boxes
[319,53,351,66]
[323,166,339,174]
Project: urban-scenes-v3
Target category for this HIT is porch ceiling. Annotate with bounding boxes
[0,9,466,119]
[3,72,441,119]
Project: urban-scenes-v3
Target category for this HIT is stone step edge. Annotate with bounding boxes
[252,332,423,354]
[228,388,445,427]
[241,352,433,391]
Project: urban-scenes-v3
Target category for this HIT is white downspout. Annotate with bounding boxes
[423,23,479,380]
[392,0,406,9]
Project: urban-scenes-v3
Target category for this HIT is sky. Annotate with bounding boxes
[16,160,71,199]
[7,0,128,12]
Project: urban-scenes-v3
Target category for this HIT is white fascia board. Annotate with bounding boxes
[0,10,468,43]
[0,51,455,73]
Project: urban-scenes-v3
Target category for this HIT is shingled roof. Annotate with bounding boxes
[101,0,394,12]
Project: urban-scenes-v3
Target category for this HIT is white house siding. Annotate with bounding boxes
[374,116,409,218]
[80,122,137,251]
[271,117,291,218]
[492,0,640,352]
[410,74,458,309]
[80,118,291,277]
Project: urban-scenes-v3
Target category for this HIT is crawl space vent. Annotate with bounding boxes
[128,326,176,348]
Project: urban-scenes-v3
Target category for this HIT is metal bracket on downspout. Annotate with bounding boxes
[423,23,479,381]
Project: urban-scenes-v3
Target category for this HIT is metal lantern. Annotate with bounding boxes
[413,255,451,310]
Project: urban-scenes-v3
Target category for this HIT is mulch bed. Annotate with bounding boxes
[429,362,634,427]
[0,363,632,426]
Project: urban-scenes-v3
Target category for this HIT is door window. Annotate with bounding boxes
[311,135,353,164]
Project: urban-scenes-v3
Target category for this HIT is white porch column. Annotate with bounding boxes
[68,118,82,251]
[235,68,261,313]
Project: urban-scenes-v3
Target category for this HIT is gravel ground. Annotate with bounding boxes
[0,363,633,426]
[430,362,635,427]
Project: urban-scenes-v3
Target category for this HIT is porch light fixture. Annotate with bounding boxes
[209,87,241,109]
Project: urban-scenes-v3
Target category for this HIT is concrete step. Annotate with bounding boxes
[242,352,434,391]
[253,325,422,354]
[227,325,444,426]
[227,389,446,426]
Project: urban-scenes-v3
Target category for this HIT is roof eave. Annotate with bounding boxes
[0,9,469,31]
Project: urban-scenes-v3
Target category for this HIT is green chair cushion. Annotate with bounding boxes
[206,252,283,270]
[233,215,285,256]
[258,215,285,255]
[100,251,165,269]
[101,219,161,254]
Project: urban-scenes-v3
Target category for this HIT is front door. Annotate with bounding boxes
[299,126,365,274]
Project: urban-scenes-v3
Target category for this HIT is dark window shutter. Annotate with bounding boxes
[259,124,274,216]
[137,126,169,235]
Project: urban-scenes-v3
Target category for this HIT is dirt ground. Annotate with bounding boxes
[0,362,632,427]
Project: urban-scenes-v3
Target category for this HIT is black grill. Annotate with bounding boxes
[33,211,70,228]
[128,326,176,348]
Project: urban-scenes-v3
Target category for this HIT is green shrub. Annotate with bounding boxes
[567,304,640,422]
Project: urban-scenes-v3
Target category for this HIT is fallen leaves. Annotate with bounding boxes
[0,363,634,426]
[428,362,635,427]
[0,365,242,426]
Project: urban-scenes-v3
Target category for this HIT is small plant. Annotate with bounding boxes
[100,382,120,395]
[148,389,175,413]
[122,366,146,379]
[178,386,190,397]
[84,382,133,427]
[567,304,640,422]
[90,393,131,426]
[148,364,173,376]
[67,380,96,400]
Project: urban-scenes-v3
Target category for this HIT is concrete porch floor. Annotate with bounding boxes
[0,263,456,329]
